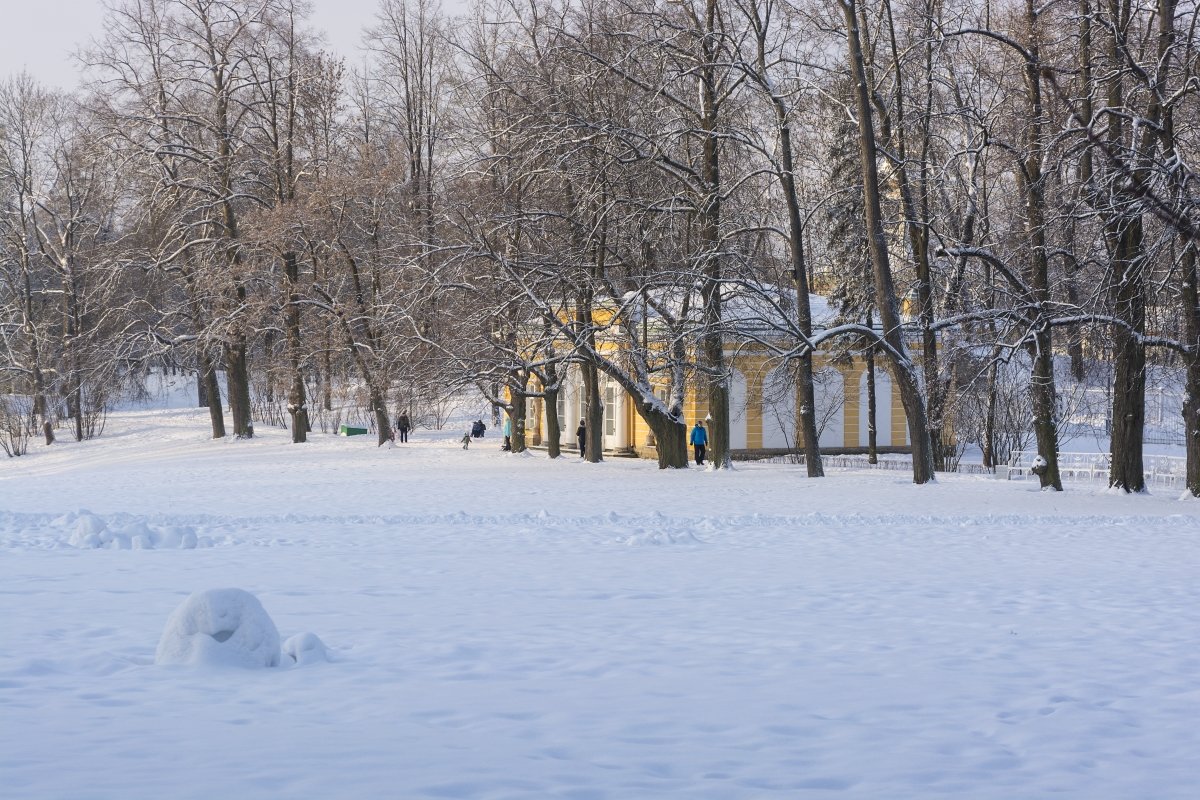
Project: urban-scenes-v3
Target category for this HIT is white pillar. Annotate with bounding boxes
[615,386,629,450]
[565,369,580,446]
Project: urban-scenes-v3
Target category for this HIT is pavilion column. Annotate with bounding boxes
[746,370,765,449]
[615,386,629,450]
[843,366,862,448]
[530,398,543,446]
[565,369,581,448]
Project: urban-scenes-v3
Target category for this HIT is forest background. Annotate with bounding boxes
[2,0,1197,493]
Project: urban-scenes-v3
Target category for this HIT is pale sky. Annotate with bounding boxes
[3,0,468,90]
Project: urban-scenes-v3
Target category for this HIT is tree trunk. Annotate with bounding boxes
[225,340,253,438]
[283,252,308,444]
[576,291,605,463]
[1069,1,1093,379]
[1107,217,1147,491]
[795,357,823,472]
[213,39,252,440]
[199,353,225,438]
[779,135,823,477]
[841,0,934,484]
[510,385,528,454]
[698,184,729,469]
[19,251,48,423]
[633,396,688,469]
[197,366,209,408]
[1019,0,1062,490]
[182,258,225,438]
[982,354,998,470]
[61,261,83,442]
[697,0,730,470]
[1102,0,1174,492]
[582,359,603,462]
[1066,279,1087,382]
[540,323,563,459]
[31,364,47,424]
[263,329,276,404]
[370,388,391,447]
[1030,330,1063,490]
[699,324,730,469]
[1180,245,1199,496]
[881,0,944,470]
[322,336,333,411]
[755,17,823,477]
[69,369,83,443]
[544,385,562,459]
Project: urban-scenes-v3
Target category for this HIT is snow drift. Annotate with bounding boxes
[283,632,331,666]
[63,510,202,550]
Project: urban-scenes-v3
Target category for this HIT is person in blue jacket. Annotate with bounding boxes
[689,420,708,465]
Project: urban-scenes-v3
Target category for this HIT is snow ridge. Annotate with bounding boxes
[0,508,1192,551]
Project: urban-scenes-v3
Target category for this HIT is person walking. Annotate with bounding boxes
[576,420,587,459]
[690,420,708,466]
[395,412,411,443]
[502,415,512,451]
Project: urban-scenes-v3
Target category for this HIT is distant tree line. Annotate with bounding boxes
[1,0,1197,495]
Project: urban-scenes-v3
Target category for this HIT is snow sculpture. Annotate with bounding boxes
[155,589,281,668]
[282,632,331,666]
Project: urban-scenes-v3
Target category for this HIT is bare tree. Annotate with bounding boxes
[733,0,824,476]
[0,76,126,442]
[839,0,935,484]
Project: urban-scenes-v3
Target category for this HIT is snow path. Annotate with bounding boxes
[1,405,1198,798]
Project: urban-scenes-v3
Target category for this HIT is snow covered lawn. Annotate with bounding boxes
[2,403,1198,798]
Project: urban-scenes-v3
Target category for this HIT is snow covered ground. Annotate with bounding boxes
[2,381,1198,798]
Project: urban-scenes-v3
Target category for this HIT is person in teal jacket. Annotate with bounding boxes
[689,420,708,465]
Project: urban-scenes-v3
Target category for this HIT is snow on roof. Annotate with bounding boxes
[723,282,837,332]
[618,281,837,333]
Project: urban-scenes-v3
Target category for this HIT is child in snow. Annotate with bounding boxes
[460,432,472,449]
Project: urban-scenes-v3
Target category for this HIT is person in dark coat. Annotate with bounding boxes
[576,420,587,459]
[395,413,411,443]
[689,420,708,465]
[471,419,486,438]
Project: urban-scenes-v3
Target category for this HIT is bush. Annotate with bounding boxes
[0,396,32,457]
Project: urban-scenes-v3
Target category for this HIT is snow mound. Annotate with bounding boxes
[68,512,109,549]
[156,526,199,549]
[65,512,202,550]
[112,519,154,549]
[622,529,704,546]
[155,589,281,668]
[282,632,331,666]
